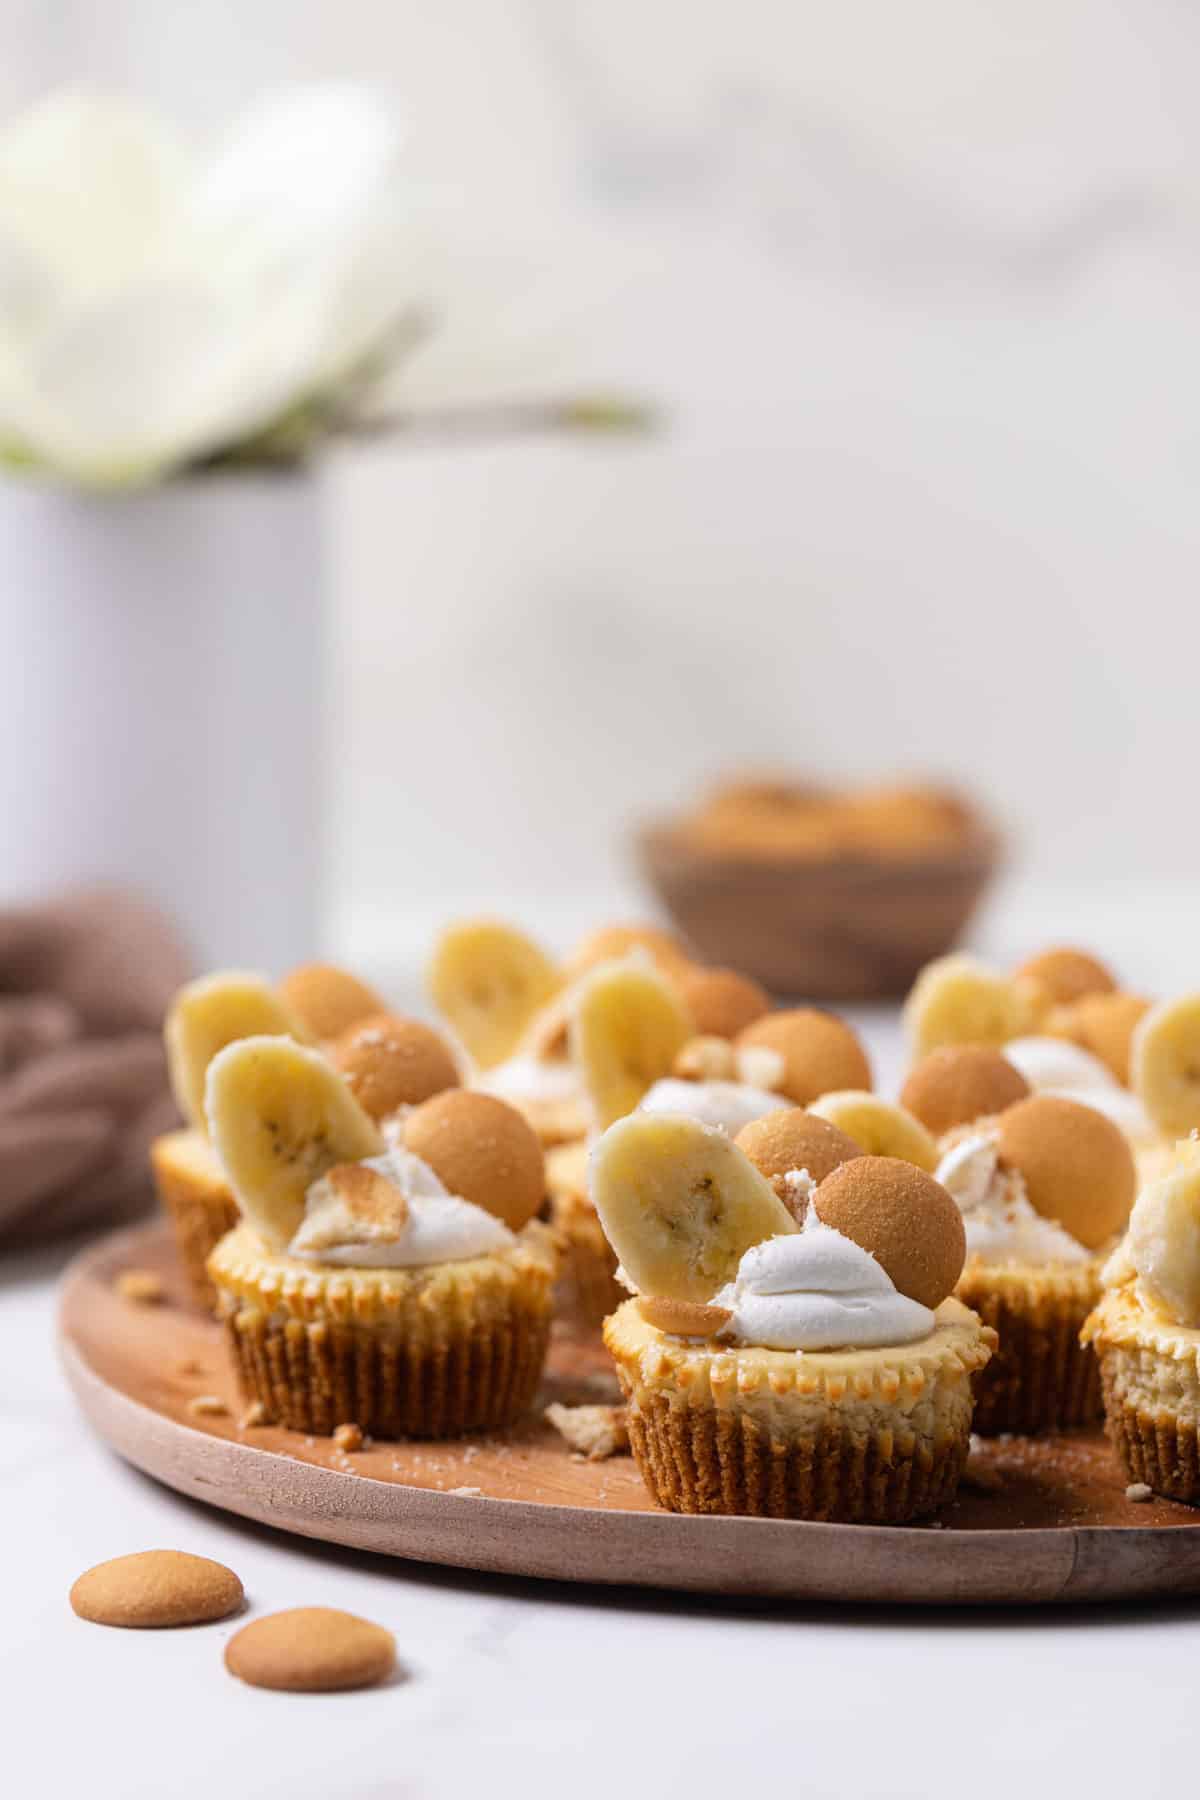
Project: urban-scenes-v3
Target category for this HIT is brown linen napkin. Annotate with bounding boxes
[0,888,192,1247]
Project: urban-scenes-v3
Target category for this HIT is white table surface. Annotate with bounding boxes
[7,892,1200,1800]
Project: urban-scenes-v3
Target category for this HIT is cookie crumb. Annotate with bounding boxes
[1125,1481,1154,1503]
[175,1359,205,1378]
[333,1423,364,1453]
[961,1436,1003,1493]
[239,1402,267,1429]
[188,1395,229,1418]
[544,1402,629,1461]
[115,1269,164,1305]
[448,1485,482,1498]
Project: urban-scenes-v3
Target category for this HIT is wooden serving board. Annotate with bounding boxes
[60,1221,1200,1607]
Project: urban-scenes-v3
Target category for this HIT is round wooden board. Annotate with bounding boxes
[60,1220,1200,1607]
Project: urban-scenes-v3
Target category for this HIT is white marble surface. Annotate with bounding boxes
[6,912,1200,1800]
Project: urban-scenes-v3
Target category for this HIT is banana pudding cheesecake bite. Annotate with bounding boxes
[204,1037,557,1437]
[593,1112,993,1522]
[927,1084,1136,1432]
[551,990,877,1330]
[903,947,1161,1165]
[153,967,461,1310]
[1083,1138,1200,1502]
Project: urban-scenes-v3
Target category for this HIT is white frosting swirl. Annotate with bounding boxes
[712,1214,935,1351]
[935,1132,1089,1266]
[1003,1036,1118,1094]
[478,1054,582,1107]
[1044,1084,1157,1149]
[289,1146,515,1268]
[638,1077,785,1136]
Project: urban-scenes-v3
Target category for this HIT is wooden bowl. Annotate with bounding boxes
[636,821,1002,1001]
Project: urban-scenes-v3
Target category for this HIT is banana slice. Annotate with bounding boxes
[570,959,694,1130]
[590,1111,795,1302]
[1127,1139,1200,1326]
[165,971,312,1133]
[808,1091,939,1172]
[1131,995,1200,1136]
[427,919,562,1071]
[903,953,1034,1058]
[205,1036,383,1248]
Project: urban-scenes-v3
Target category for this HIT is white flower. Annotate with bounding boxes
[0,86,421,486]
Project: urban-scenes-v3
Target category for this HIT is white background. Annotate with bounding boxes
[4,1,1200,953]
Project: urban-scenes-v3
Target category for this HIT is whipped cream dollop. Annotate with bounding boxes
[638,1077,785,1137]
[289,1146,515,1268]
[1046,1084,1157,1149]
[1001,1037,1157,1148]
[935,1132,1089,1265]
[713,1211,935,1351]
[1003,1036,1117,1093]
[478,1054,582,1107]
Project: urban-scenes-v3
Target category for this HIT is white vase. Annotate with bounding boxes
[0,469,325,970]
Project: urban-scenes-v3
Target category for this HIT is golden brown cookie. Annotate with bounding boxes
[330,1012,459,1119]
[70,1551,243,1629]
[224,1607,396,1692]
[899,1045,1030,1136]
[403,1089,545,1230]
[674,966,770,1040]
[278,963,384,1042]
[1047,992,1151,1085]
[1014,946,1116,1007]
[324,1163,410,1235]
[636,1295,732,1337]
[735,1108,862,1201]
[996,1093,1135,1249]
[566,923,690,977]
[812,1156,965,1309]
[736,1009,871,1105]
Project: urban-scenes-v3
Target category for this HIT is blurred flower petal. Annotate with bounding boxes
[0,82,597,483]
[191,85,402,281]
[20,281,311,481]
[0,89,190,295]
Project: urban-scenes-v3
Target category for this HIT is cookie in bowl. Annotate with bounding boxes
[593,1112,993,1522]
[204,1038,558,1437]
[1083,1137,1200,1502]
[638,776,998,1000]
